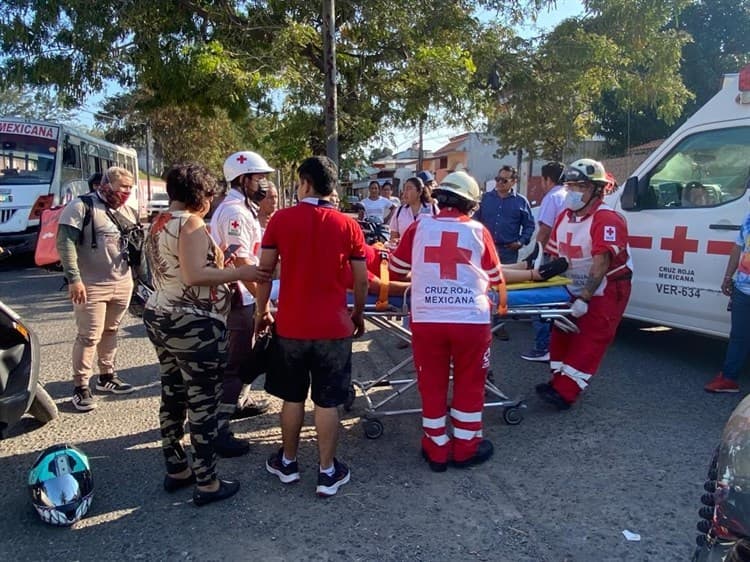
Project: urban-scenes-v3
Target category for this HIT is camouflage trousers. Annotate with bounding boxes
[143,308,228,485]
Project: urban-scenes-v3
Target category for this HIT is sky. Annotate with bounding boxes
[77,1,584,151]
[396,0,585,154]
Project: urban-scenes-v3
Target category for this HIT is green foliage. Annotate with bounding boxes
[0,84,77,123]
[488,0,692,160]
[677,0,750,116]
[594,0,750,155]
[0,0,552,164]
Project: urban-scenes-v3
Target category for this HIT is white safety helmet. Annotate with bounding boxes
[436,171,481,203]
[562,158,608,185]
[223,151,274,183]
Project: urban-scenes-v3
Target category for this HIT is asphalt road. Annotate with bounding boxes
[0,255,745,561]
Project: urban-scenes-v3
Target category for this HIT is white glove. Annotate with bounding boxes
[570,298,589,318]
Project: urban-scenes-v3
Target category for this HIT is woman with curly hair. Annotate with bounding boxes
[143,163,269,507]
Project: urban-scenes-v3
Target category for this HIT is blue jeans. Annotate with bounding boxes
[723,287,750,380]
[532,317,550,352]
[496,245,519,265]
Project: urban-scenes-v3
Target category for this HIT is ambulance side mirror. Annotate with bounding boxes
[620,176,639,210]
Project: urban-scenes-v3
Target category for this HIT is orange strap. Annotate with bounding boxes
[495,280,508,316]
[374,243,390,311]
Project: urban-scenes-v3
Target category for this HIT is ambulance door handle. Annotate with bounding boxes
[709,224,740,231]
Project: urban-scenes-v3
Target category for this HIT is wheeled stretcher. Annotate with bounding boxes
[347,280,576,439]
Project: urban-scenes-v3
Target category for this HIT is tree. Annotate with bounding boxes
[594,0,750,155]
[677,0,750,117]
[368,147,393,161]
[0,85,77,123]
[96,91,267,177]
[487,0,693,160]
[0,0,551,160]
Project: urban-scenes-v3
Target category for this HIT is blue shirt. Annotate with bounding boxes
[474,189,535,246]
[735,211,750,296]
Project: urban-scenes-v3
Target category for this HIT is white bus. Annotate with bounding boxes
[0,117,143,254]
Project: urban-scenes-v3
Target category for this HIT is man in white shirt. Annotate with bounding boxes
[360,181,395,222]
[521,161,567,362]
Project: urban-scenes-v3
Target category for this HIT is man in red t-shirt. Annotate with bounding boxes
[390,171,504,472]
[537,159,632,410]
[255,156,368,498]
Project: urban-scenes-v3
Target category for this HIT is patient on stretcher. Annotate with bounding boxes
[342,243,568,311]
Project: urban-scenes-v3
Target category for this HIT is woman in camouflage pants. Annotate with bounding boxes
[143,163,268,507]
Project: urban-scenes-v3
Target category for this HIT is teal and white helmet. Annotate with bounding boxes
[29,444,93,526]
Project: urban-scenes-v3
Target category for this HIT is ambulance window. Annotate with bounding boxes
[645,126,750,209]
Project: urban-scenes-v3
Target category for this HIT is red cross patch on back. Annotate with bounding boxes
[424,231,472,280]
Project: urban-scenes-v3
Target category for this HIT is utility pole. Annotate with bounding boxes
[322,0,338,170]
[145,122,152,200]
[417,115,425,172]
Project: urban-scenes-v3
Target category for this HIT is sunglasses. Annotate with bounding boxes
[495,177,511,184]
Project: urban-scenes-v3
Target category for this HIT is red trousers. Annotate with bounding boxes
[411,322,491,463]
[549,279,631,404]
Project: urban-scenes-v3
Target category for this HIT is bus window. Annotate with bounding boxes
[0,134,57,184]
[62,143,81,170]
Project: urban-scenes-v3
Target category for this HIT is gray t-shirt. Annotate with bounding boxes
[58,195,136,286]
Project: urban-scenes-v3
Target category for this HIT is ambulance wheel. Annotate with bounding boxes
[363,418,384,439]
[503,407,523,426]
[343,385,356,412]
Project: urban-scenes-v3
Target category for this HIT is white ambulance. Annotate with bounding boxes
[606,66,750,338]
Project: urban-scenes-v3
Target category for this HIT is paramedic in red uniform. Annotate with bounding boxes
[536,159,633,410]
[389,171,504,472]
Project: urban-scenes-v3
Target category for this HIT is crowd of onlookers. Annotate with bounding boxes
[49,149,749,506]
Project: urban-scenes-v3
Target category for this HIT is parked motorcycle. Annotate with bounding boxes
[0,247,58,438]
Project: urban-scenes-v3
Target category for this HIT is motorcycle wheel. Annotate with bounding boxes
[28,383,58,424]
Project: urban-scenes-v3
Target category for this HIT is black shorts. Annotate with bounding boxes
[264,337,352,407]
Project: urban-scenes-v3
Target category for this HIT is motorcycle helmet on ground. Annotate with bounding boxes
[29,444,94,526]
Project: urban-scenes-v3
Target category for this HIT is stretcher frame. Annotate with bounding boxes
[348,289,576,439]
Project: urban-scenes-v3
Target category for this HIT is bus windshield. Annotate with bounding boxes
[0,133,57,185]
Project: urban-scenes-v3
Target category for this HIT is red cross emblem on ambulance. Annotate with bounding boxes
[424,232,472,280]
[660,226,698,264]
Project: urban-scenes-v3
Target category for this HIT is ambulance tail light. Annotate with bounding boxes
[28,194,54,220]
[739,64,750,104]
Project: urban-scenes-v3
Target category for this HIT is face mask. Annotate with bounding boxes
[252,187,267,203]
[98,184,130,208]
[565,190,586,211]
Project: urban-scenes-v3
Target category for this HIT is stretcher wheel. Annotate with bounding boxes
[363,418,384,439]
[503,407,523,426]
[343,385,356,412]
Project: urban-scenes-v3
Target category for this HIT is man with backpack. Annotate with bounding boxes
[57,166,139,411]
